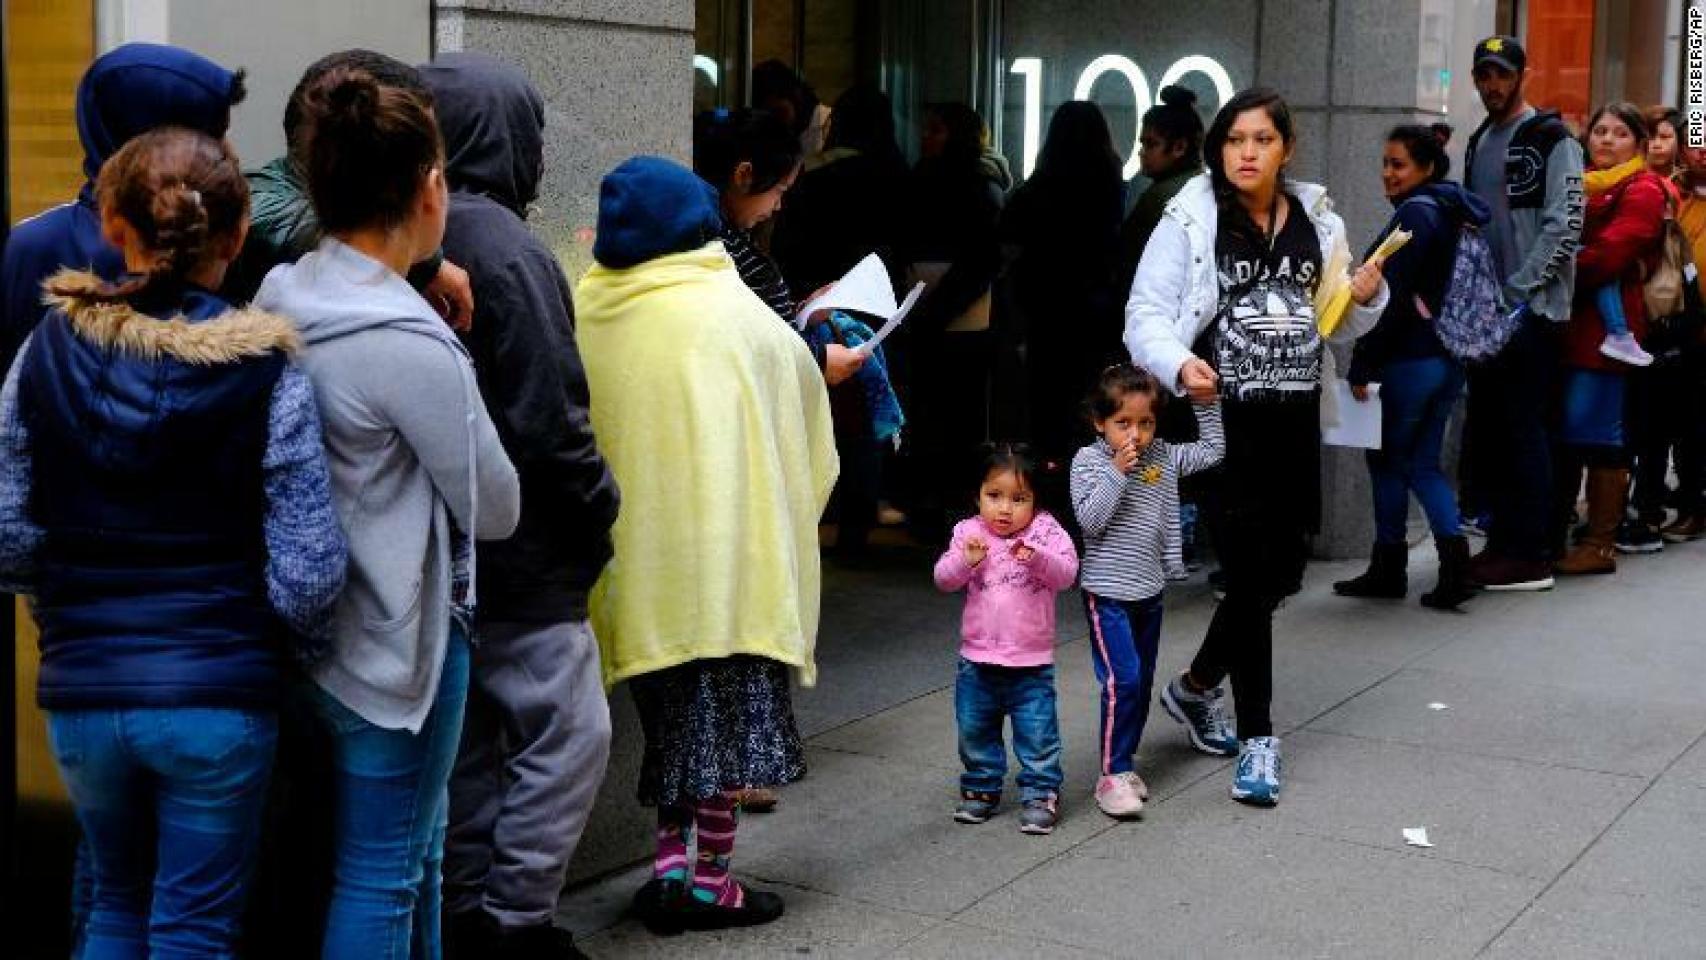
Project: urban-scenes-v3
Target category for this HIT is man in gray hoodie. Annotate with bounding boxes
[1461,35,1585,592]
[420,54,619,960]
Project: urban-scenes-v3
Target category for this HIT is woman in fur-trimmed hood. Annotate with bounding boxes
[0,129,344,956]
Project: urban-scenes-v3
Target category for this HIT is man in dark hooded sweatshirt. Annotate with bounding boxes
[421,53,620,960]
[0,42,244,378]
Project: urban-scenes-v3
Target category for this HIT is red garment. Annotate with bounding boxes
[1566,169,1668,370]
[1659,174,1683,207]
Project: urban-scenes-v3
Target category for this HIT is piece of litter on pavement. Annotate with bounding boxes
[1428,702,1450,711]
[1403,827,1434,848]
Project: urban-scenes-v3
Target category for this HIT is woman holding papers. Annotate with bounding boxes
[1124,87,1387,806]
[693,107,866,388]
[695,108,895,564]
[1335,124,1490,610]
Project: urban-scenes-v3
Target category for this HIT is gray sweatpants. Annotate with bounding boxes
[445,619,612,927]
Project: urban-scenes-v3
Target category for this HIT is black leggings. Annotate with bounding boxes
[1188,508,1308,741]
[1630,351,1706,520]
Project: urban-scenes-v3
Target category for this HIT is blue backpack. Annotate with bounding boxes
[1408,197,1514,362]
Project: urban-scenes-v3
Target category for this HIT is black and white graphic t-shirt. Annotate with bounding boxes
[1213,197,1324,402]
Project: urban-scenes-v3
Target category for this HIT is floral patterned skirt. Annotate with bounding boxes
[629,655,807,808]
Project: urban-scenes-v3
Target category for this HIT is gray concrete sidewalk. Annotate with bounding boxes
[565,538,1706,959]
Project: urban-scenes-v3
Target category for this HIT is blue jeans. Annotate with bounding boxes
[312,625,470,960]
[1596,284,1630,337]
[1083,592,1163,776]
[954,657,1063,803]
[49,707,277,960]
[1367,356,1465,543]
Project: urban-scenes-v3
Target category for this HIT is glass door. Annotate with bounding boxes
[4,3,95,954]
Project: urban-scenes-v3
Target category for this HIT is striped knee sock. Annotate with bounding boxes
[655,805,693,881]
[692,792,743,907]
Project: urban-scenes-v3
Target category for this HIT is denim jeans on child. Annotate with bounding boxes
[954,657,1062,803]
[1368,355,1465,543]
[312,623,470,960]
[1083,593,1163,776]
[49,706,278,960]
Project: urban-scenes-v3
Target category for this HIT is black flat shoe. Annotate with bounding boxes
[679,887,786,931]
[631,878,690,936]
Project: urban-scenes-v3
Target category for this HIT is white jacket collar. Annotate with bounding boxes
[1164,173,1344,270]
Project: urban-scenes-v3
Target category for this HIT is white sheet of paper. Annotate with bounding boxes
[795,253,897,327]
[1403,827,1434,848]
[854,283,925,356]
[1323,381,1382,449]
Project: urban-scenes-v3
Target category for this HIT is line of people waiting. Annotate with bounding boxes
[6,29,1706,960]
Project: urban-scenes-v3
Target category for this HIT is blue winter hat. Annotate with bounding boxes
[75,42,243,181]
[593,156,723,269]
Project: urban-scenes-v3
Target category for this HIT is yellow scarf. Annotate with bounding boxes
[576,243,839,688]
[1584,156,1646,197]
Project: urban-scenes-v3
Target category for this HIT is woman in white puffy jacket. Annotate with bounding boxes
[1125,87,1388,807]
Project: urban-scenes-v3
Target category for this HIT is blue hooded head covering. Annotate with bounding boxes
[1,43,241,378]
[593,156,723,269]
[75,42,242,181]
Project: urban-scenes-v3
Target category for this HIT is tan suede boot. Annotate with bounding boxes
[1556,467,1627,576]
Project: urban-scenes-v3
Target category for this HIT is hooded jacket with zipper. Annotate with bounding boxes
[1348,180,1493,385]
[220,157,318,305]
[1124,172,1389,405]
[0,272,345,710]
[256,239,520,732]
[421,52,620,624]
[1464,109,1586,323]
[0,42,241,377]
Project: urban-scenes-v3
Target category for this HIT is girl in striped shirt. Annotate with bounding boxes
[1071,364,1223,819]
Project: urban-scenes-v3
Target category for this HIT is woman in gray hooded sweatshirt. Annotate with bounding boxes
[254,61,520,958]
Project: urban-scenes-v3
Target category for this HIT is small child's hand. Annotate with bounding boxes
[1012,542,1036,563]
[965,537,988,567]
[1114,439,1141,475]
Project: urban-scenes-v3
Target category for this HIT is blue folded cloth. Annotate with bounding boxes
[805,311,905,444]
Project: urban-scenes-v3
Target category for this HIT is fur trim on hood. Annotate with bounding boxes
[42,269,301,364]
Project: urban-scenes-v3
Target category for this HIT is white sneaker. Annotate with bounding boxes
[1094,772,1147,819]
[1600,333,1654,367]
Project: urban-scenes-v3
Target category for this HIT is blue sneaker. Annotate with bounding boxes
[1160,675,1240,757]
[954,790,1000,824]
[1230,736,1282,806]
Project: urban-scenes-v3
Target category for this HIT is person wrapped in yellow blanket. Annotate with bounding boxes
[575,156,837,932]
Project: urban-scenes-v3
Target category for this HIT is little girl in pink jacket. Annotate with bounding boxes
[934,443,1079,836]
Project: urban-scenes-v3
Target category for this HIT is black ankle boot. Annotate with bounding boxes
[1421,535,1475,610]
[1333,542,1408,598]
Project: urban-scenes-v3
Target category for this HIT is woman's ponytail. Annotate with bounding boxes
[148,182,212,277]
[297,63,441,234]
[50,126,247,304]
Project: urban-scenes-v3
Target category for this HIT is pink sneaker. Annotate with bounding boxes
[1095,772,1147,819]
[1599,332,1654,367]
